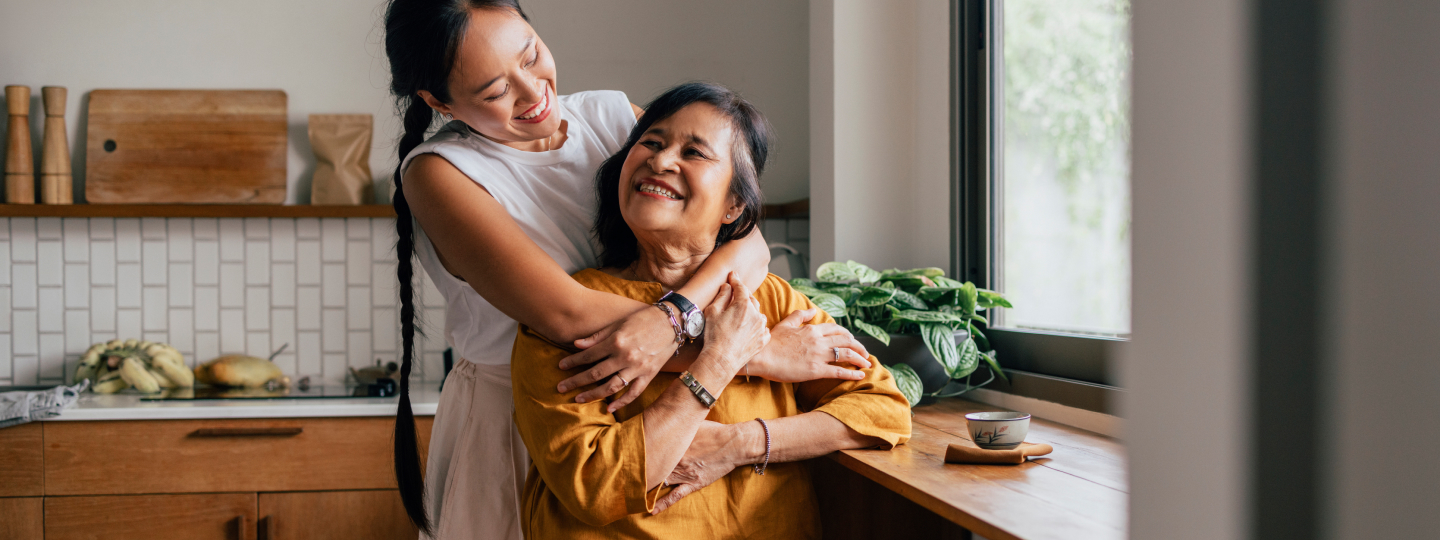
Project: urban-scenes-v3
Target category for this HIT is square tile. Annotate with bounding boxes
[194,287,219,331]
[91,288,116,332]
[296,241,321,285]
[322,309,346,352]
[38,334,65,380]
[63,218,88,262]
[140,217,166,240]
[143,332,169,348]
[246,241,270,285]
[141,241,167,285]
[116,263,141,308]
[323,353,347,384]
[37,217,62,240]
[0,219,6,240]
[0,242,10,284]
[0,288,9,331]
[348,331,373,366]
[90,241,115,285]
[0,336,9,378]
[247,332,271,357]
[347,287,371,330]
[65,264,89,308]
[272,309,296,354]
[11,355,37,385]
[296,218,320,239]
[371,262,396,306]
[347,218,371,239]
[244,217,269,239]
[195,332,219,367]
[168,263,193,307]
[271,352,297,380]
[373,307,397,352]
[371,218,398,261]
[347,241,371,285]
[246,287,270,331]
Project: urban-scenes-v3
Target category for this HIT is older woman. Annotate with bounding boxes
[511,82,913,539]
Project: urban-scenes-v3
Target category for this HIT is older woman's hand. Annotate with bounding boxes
[653,420,754,514]
[698,273,770,375]
[747,308,872,383]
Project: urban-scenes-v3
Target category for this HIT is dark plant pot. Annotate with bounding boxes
[857,329,968,395]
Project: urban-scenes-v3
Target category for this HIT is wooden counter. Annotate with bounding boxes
[816,398,1127,540]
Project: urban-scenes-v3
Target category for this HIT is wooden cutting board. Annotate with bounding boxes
[86,89,288,204]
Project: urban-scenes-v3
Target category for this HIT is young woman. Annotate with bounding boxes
[382,1,873,538]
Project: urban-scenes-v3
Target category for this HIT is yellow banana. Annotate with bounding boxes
[92,378,129,394]
[148,368,176,389]
[154,358,194,387]
[120,358,160,393]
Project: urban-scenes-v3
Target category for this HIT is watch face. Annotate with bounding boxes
[684,314,705,338]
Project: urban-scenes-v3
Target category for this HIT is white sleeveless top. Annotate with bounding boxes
[402,90,636,366]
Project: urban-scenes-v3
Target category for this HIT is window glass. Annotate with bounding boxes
[995,0,1132,335]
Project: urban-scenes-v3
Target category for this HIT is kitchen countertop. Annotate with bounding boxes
[42,387,442,421]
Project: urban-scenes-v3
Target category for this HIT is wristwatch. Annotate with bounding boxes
[679,371,717,408]
[658,291,704,342]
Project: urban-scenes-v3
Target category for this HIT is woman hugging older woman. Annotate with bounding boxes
[511,82,913,539]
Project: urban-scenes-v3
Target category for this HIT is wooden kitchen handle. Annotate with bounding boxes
[236,514,250,540]
[191,427,303,437]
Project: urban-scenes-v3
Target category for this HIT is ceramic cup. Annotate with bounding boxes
[964,411,1031,450]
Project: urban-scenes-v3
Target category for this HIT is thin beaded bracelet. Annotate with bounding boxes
[753,418,771,475]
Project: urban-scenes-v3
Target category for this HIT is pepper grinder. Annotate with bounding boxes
[40,86,72,204]
[5,85,35,204]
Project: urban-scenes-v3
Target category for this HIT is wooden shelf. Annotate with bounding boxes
[0,204,395,218]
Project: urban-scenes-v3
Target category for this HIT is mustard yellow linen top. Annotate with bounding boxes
[511,270,913,540]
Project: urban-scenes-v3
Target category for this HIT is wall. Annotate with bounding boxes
[0,0,811,205]
[809,0,951,274]
[0,216,449,387]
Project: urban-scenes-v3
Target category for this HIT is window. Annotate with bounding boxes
[993,0,1132,336]
[952,0,1131,394]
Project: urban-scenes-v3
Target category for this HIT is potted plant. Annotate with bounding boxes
[789,261,1012,407]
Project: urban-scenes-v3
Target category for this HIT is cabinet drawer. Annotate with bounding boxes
[44,416,433,496]
[0,423,44,497]
[0,497,43,540]
[45,493,256,540]
[258,490,416,540]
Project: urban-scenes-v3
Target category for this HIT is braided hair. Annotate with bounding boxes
[382,0,526,533]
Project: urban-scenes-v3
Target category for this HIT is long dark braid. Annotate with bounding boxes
[384,0,527,533]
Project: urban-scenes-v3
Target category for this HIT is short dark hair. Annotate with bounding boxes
[593,82,773,268]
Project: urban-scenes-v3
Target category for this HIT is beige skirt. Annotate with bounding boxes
[421,360,530,540]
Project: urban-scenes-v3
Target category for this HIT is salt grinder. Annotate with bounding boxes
[40,86,72,204]
[5,85,35,204]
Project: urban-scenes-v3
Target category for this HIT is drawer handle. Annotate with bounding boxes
[191,427,303,437]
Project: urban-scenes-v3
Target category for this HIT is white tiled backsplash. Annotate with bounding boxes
[0,217,449,387]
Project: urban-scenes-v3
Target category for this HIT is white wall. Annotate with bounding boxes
[810,0,951,273]
[528,0,811,204]
[1124,0,1252,538]
[0,0,811,204]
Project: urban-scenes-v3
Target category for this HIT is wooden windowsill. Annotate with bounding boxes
[0,204,396,218]
[829,398,1127,540]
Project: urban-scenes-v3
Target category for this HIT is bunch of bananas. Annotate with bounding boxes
[74,339,193,394]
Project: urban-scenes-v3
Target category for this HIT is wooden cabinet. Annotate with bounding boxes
[0,423,43,497]
[21,416,433,538]
[44,493,257,540]
[258,490,416,540]
[0,498,43,540]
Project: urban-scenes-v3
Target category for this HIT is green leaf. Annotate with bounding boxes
[957,282,978,316]
[980,350,1008,383]
[885,318,906,333]
[954,336,981,378]
[826,287,862,304]
[976,288,1014,309]
[887,363,924,408]
[789,278,817,289]
[791,284,827,298]
[818,282,852,290]
[888,290,930,310]
[892,310,964,324]
[856,287,898,307]
[810,293,848,319]
[968,322,989,351]
[847,261,884,284]
[852,319,891,346]
[883,267,945,279]
[879,281,897,290]
[816,262,858,283]
[920,322,961,376]
[882,276,931,292]
[933,275,966,288]
[968,313,988,325]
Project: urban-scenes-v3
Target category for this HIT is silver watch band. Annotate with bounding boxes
[678,371,716,408]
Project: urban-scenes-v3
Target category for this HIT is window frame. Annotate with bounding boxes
[951,0,1125,407]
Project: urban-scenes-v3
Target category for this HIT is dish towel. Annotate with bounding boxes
[0,380,88,429]
[944,441,1054,465]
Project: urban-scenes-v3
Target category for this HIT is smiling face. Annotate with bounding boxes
[618,103,747,254]
[418,8,560,146]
